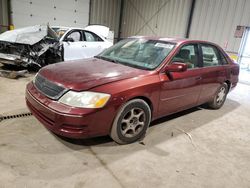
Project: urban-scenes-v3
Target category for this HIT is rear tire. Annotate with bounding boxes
[208,83,228,109]
[110,99,151,144]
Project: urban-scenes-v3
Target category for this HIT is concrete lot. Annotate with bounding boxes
[0,74,250,188]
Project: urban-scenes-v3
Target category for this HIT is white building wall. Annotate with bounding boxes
[11,0,89,28]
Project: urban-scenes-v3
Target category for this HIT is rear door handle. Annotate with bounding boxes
[219,71,225,76]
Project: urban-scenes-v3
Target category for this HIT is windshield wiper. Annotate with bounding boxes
[94,55,118,64]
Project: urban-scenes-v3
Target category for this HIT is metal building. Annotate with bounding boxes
[0,0,90,30]
[0,0,9,33]
[1,0,250,53]
[120,0,192,38]
[89,0,121,41]
[189,0,250,53]
[89,0,250,54]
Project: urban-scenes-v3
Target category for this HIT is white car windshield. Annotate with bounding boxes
[96,38,175,70]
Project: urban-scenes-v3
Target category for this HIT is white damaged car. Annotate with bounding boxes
[0,25,113,68]
[52,25,113,61]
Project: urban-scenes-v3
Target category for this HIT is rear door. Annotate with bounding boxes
[82,30,111,58]
[197,44,230,104]
[158,43,203,116]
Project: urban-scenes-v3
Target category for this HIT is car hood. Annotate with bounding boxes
[0,25,58,45]
[39,58,149,91]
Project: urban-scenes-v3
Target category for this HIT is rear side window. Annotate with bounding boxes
[201,45,227,67]
[84,31,103,42]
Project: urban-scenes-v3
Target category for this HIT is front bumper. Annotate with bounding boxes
[25,82,116,139]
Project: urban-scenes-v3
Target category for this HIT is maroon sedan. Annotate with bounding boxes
[26,37,239,144]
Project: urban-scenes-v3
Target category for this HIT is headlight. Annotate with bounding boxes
[59,91,111,108]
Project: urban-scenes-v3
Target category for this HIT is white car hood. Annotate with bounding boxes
[0,25,58,45]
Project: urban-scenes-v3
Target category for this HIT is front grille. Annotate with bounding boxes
[34,74,67,100]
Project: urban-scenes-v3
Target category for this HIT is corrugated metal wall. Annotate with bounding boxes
[0,0,9,33]
[90,0,250,53]
[121,0,192,38]
[89,0,121,39]
[189,0,250,53]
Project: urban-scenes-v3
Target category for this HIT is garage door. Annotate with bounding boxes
[11,0,89,28]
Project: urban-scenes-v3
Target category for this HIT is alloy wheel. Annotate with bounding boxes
[216,87,226,105]
[120,108,146,138]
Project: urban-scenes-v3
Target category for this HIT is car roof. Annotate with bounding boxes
[129,36,219,46]
[51,26,85,30]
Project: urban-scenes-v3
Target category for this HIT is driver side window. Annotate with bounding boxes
[65,31,82,42]
[172,44,199,69]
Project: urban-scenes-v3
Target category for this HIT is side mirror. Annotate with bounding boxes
[64,37,74,42]
[165,62,187,72]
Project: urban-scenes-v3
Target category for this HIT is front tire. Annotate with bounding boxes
[208,83,228,109]
[110,99,151,144]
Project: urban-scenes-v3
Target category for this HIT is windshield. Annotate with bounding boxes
[51,28,69,39]
[97,38,175,70]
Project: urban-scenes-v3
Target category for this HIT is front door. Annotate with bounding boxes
[158,44,202,117]
[63,30,86,61]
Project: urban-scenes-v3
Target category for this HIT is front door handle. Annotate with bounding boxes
[195,76,202,80]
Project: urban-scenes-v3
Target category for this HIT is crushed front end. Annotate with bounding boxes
[0,25,62,68]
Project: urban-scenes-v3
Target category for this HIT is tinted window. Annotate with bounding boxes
[84,31,103,42]
[201,45,222,67]
[172,44,199,69]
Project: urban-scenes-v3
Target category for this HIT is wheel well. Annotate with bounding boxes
[129,96,153,113]
[224,80,231,92]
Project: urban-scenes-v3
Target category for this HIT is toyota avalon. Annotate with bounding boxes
[26,37,239,144]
